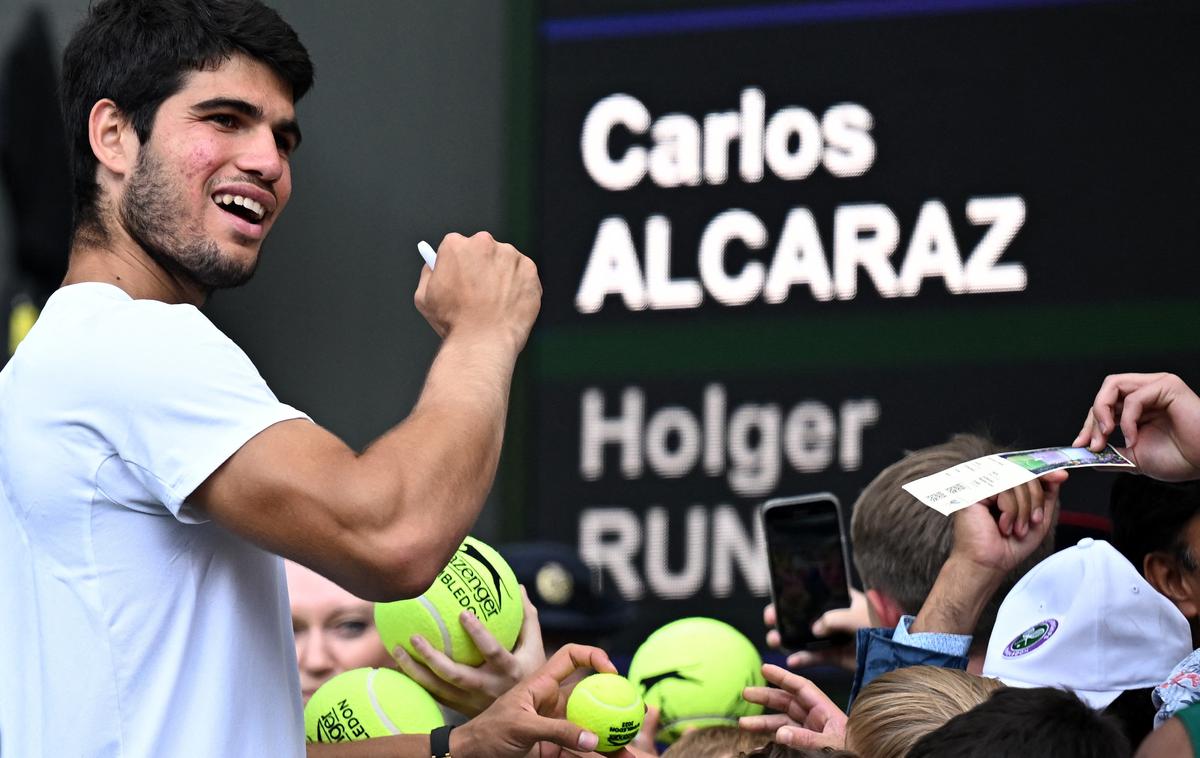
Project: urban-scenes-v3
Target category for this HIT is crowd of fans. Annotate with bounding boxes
[286,372,1200,757]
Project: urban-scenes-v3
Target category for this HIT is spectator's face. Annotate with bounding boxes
[286,562,395,703]
[1143,515,1200,635]
[1174,516,1200,618]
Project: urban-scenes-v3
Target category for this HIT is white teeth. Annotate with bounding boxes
[213,193,267,221]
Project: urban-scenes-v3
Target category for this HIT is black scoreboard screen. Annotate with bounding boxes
[519,0,1200,650]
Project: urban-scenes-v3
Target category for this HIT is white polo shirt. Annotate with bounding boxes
[0,283,308,757]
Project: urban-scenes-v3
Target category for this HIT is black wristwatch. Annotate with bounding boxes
[430,724,455,758]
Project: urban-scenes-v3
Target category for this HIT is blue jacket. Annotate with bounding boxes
[848,622,970,708]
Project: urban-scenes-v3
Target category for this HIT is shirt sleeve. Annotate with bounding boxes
[891,614,973,657]
[1154,650,1200,729]
[99,303,310,521]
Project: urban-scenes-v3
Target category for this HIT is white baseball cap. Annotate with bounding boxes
[983,538,1193,709]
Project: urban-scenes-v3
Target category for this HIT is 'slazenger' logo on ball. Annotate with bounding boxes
[442,541,514,620]
[313,699,369,742]
[462,542,511,610]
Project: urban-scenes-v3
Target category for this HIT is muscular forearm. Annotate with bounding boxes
[343,329,520,596]
[909,555,1004,636]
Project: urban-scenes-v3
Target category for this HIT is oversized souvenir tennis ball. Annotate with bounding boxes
[627,617,766,743]
[375,536,523,667]
[566,673,645,752]
[304,667,444,742]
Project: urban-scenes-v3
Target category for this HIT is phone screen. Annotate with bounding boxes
[762,494,853,650]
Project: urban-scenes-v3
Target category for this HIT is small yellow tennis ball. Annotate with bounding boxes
[375,536,523,666]
[304,668,444,742]
[566,673,645,753]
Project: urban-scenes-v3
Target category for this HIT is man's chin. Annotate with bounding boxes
[170,246,261,292]
[195,238,267,290]
[193,257,259,290]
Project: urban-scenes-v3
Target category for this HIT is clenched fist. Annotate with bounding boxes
[415,232,542,354]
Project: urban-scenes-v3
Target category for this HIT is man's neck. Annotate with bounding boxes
[967,650,985,674]
[62,224,207,307]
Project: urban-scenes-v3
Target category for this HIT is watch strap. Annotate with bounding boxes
[430,724,454,758]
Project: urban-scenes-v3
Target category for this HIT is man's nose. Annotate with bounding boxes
[236,125,285,183]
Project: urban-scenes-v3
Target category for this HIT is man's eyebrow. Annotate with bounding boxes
[193,96,263,119]
[192,96,302,149]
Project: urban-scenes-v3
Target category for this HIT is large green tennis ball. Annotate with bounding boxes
[626,617,765,743]
[566,673,645,753]
[375,536,523,667]
[304,667,444,742]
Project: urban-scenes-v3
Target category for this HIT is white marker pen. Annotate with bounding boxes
[417,240,437,270]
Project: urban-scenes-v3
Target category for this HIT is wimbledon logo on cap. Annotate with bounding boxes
[1003,618,1059,658]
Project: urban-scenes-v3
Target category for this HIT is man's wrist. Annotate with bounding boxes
[446,722,475,757]
[944,553,1008,591]
[909,554,1004,636]
[443,322,527,360]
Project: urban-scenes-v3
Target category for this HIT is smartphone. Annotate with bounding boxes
[761,493,853,650]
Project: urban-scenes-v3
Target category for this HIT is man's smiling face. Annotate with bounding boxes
[117,53,301,290]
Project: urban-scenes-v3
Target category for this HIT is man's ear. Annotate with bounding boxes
[865,588,906,629]
[88,98,140,178]
[1144,552,1200,618]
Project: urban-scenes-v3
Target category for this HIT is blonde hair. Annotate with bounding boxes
[845,667,1003,758]
[662,726,769,758]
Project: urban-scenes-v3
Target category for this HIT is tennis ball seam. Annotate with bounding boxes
[366,669,401,735]
[417,594,453,657]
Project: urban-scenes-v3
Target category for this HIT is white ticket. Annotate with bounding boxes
[902,445,1134,516]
